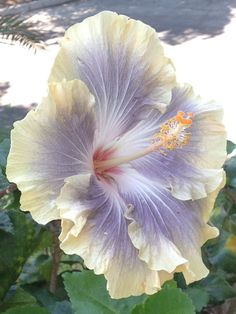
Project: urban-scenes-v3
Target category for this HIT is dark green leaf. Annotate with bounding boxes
[6,287,36,305]
[185,287,209,312]
[227,140,236,154]
[23,284,72,314]
[230,178,236,188]
[210,205,227,229]
[52,301,73,314]
[35,229,53,252]
[200,272,236,302]
[0,287,37,312]
[212,245,236,275]
[19,229,52,285]
[206,228,236,274]
[23,285,58,310]
[2,305,49,314]
[20,254,52,285]
[0,211,14,234]
[132,286,195,314]
[0,210,42,300]
[63,271,146,314]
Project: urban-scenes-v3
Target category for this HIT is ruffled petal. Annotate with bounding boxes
[116,84,226,200]
[6,79,96,224]
[59,174,165,299]
[118,169,220,284]
[59,166,222,297]
[49,11,175,145]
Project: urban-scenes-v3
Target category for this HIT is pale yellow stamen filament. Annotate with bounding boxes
[94,111,193,173]
[94,145,156,172]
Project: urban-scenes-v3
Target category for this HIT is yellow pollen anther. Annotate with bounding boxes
[175,111,193,125]
[94,111,193,172]
[152,111,193,154]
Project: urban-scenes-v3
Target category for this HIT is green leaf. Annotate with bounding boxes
[0,210,42,300]
[162,280,177,289]
[52,301,73,314]
[23,285,72,314]
[0,211,14,234]
[227,140,236,154]
[0,287,37,312]
[132,286,195,314]
[223,214,236,235]
[63,271,146,314]
[2,305,49,314]
[185,287,209,312]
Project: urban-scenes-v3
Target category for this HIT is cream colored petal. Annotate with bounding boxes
[58,174,164,298]
[49,11,175,145]
[57,174,92,237]
[6,79,95,224]
[117,169,222,285]
[170,169,225,201]
[58,169,223,297]
[60,217,163,299]
[125,206,187,273]
[166,183,223,284]
[167,84,226,200]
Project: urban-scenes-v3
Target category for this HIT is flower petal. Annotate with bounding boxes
[59,174,165,299]
[6,79,96,224]
[49,11,175,145]
[118,169,220,283]
[117,84,226,200]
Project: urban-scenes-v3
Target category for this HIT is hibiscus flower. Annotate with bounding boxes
[6,11,226,298]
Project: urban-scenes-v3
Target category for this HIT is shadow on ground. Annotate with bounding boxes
[26,0,236,45]
[0,81,36,141]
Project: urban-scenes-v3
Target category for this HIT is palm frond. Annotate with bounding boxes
[0,14,44,50]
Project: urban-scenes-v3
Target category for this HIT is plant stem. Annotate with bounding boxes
[49,221,62,294]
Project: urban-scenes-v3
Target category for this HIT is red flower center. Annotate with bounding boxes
[93,147,122,182]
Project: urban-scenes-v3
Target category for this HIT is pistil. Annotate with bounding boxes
[94,111,193,173]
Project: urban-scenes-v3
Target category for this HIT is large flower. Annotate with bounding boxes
[6,11,226,298]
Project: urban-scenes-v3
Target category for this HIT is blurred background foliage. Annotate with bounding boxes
[0,9,236,314]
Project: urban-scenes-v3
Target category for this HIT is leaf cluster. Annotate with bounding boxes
[0,14,44,50]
